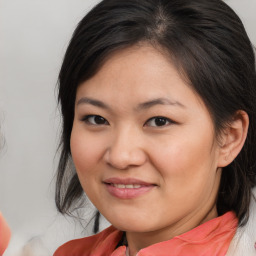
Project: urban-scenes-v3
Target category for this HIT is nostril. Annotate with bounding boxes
[103,145,147,170]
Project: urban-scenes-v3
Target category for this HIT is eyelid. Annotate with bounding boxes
[81,115,109,125]
[144,116,174,127]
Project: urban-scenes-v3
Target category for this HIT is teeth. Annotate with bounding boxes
[112,184,142,189]
[114,184,125,188]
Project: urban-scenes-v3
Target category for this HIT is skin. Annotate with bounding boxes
[70,44,230,255]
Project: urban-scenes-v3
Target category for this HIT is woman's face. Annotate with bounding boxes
[71,45,223,237]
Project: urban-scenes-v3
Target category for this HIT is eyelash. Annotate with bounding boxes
[81,115,109,125]
[145,116,174,127]
[81,115,174,127]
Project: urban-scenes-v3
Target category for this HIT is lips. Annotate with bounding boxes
[103,177,156,199]
[104,177,154,186]
[111,184,142,189]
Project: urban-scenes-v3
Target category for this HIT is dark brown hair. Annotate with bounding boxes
[55,0,256,231]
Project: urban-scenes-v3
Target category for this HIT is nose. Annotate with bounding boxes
[103,127,147,170]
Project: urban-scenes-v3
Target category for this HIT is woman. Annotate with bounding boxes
[54,0,256,255]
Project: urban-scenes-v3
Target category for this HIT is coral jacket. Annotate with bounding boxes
[54,211,237,256]
[0,212,11,255]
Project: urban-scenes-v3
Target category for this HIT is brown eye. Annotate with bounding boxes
[145,116,172,127]
[83,115,109,125]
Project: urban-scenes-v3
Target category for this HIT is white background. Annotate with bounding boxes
[0,0,255,255]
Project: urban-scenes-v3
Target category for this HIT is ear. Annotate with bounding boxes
[218,110,249,167]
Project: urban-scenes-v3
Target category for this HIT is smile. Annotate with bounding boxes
[110,184,143,189]
[103,178,156,199]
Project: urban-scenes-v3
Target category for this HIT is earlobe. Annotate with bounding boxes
[218,110,249,167]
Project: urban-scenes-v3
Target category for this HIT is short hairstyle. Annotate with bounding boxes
[55,0,256,230]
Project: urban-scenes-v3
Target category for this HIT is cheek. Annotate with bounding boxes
[70,128,103,176]
[150,133,218,186]
[70,129,105,202]
[151,139,219,214]
[150,138,197,175]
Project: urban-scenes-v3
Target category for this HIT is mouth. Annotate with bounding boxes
[103,178,156,199]
[109,184,144,189]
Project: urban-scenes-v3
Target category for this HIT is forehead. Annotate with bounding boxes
[76,44,206,111]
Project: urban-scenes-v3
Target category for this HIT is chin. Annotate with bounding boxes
[107,217,155,233]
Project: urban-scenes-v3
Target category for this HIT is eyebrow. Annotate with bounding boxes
[76,97,110,109]
[76,97,185,110]
[136,98,186,110]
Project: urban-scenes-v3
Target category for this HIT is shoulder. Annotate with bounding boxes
[226,187,256,255]
[53,225,123,256]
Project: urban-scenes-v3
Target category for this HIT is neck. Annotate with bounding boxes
[126,206,218,256]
